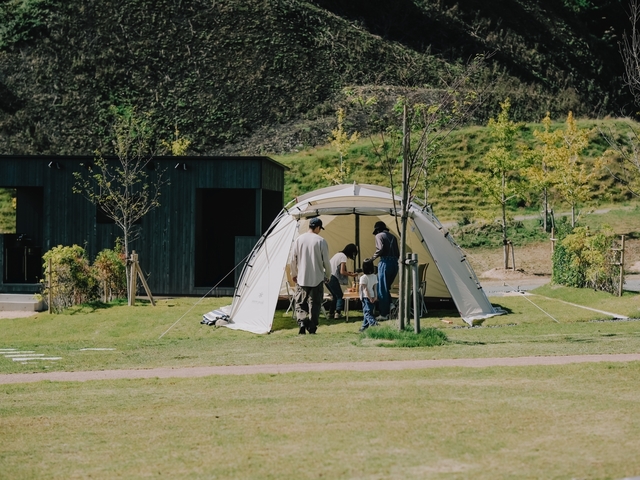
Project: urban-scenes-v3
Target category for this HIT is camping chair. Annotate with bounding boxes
[407,263,429,318]
[417,263,429,317]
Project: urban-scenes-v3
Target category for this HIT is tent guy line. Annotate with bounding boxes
[158,249,254,339]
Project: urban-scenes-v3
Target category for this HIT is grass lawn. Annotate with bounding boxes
[1,287,640,374]
[2,364,640,479]
[2,287,640,478]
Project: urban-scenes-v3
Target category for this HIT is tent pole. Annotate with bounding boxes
[410,253,420,333]
[355,213,361,269]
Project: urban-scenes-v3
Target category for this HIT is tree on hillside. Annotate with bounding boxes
[543,112,595,228]
[320,107,360,185]
[528,114,557,233]
[349,54,489,330]
[463,98,528,269]
[161,125,191,156]
[73,106,168,305]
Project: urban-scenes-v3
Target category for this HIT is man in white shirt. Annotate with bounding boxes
[290,217,332,334]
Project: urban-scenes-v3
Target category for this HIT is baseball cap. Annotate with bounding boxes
[373,221,387,234]
[309,217,324,230]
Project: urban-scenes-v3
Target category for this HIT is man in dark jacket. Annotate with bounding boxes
[371,221,400,320]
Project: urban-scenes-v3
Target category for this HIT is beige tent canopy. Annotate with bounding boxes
[204,183,501,333]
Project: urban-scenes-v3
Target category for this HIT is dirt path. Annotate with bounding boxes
[2,353,640,384]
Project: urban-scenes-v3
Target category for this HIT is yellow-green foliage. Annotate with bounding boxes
[41,244,128,312]
[552,225,621,293]
[319,107,360,185]
[41,245,97,312]
[461,98,528,225]
[534,112,598,225]
[161,126,191,156]
[92,244,127,302]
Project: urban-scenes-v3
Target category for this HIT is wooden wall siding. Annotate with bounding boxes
[261,157,285,191]
[0,155,285,295]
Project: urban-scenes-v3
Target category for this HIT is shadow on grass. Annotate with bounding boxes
[65,298,133,315]
[562,336,595,343]
[271,313,299,331]
[487,303,514,314]
[271,306,464,333]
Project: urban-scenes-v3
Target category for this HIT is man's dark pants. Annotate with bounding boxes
[294,282,324,333]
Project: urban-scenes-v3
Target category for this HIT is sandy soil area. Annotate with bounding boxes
[467,237,640,281]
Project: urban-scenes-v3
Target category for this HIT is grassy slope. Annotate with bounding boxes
[0,0,631,156]
[276,116,640,217]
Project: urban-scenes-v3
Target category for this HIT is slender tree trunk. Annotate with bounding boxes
[542,160,548,232]
[571,204,576,228]
[542,187,548,232]
[124,229,132,306]
[502,172,508,269]
[398,105,410,330]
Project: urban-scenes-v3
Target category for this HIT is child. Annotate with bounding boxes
[358,258,378,332]
[326,243,359,319]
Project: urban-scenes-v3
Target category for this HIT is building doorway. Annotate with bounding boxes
[1,187,43,284]
[194,188,257,288]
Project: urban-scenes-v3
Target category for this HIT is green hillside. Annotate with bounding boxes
[0,0,631,156]
[275,116,640,222]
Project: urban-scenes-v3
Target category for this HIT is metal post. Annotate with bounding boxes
[510,240,516,271]
[619,235,626,297]
[48,257,52,314]
[402,253,412,329]
[410,253,420,333]
[129,251,138,306]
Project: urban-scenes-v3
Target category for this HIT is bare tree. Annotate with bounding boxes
[73,106,168,304]
[622,0,640,107]
[600,0,640,196]
[350,54,490,330]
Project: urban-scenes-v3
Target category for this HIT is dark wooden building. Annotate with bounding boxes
[0,155,286,296]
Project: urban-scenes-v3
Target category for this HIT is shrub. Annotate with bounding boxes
[41,245,97,312]
[40,243,127,312]
[92,243,127,302]
[552,226,621,294]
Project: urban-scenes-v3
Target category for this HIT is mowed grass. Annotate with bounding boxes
[2,364,640,479]
[1,286,640,375]
[2,288,640,478]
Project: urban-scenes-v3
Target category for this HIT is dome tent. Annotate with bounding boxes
[204,183,501,334]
